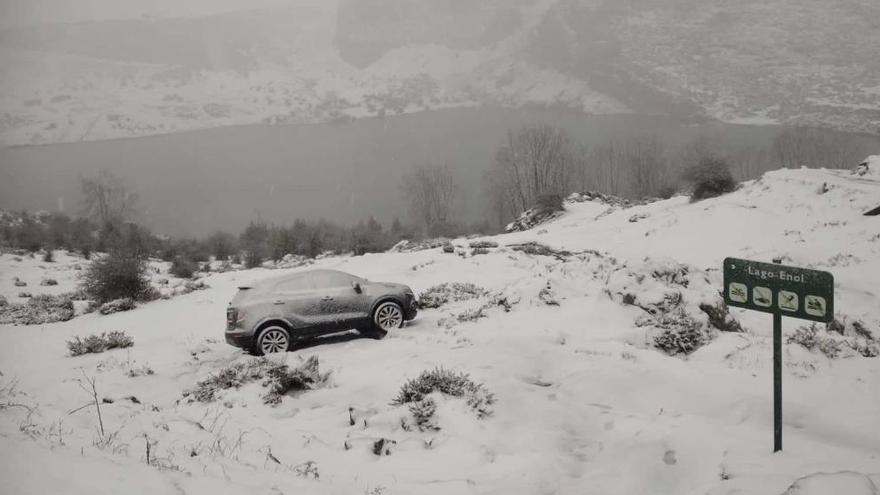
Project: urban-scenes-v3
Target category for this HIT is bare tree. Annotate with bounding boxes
[80,170,138,225]
[588,140,622,196]
[623,134,666,198]
[485,124,575,220]
[772,127,872,170]
[401,164,456,235]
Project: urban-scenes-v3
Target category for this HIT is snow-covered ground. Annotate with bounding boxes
[1,166,878,494]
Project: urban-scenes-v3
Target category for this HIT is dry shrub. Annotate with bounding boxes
[417,283,488,309]
[81,251,150,304]
[183,356,330,406]
[98,298,136,315]
[393,367,495,422]
[650,308,711,356]
[67,331,134,356]
[0,294,74,325]
[683,157,738,201]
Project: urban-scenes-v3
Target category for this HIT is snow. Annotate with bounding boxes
[782,471,879,495]
[1,165,879,493]
[857,155,880,178]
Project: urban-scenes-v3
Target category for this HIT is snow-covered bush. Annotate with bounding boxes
[184,361,265,403]
[183,356,330,406]
[505,205,565,233]
[169,256,197,279]
[0,294,74,325]
[826,315,877,341]
[652,309,711,356]
[854,155,878,177]
[39,278,58,286]
[372,438,397,456]
[699,301,743,333]
[471,247,490,256]
[126,363,155,377]
[683,157,738,201]
[788,324,879,358]
[508,242,573,259]
[468,240,498,249]
[13,277,27,287]
[98,298,136,315]
[393,368,495,420]
[535,193,565,214]
[262,356,330,405]
[417,282,488,309]
[67,331,134,356]
[407,397,439,431]
[647,259,691,287]
[538,281,560,306]
[787,325,842,358]
[106,330,134,349]
[158,279,209,300]
[42,250,54,263]
[437,292,518,328]
[0,295,7,308]
[567,190,632,208]
[388,238,451,253]
[81,250,151,304]
[184,280,208,292]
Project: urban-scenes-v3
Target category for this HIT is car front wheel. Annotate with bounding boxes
[256,325,291,355]
[373,301,404,332]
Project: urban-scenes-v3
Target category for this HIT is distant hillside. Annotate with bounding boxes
[0,0,877,146]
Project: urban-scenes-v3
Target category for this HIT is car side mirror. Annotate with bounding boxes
[352,282,362,294]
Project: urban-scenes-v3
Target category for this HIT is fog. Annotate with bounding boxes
[0,0,877,234]
[1,3,879,493]
[0,0,288,29]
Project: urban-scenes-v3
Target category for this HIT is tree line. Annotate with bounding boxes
[2,124,873,263]
[393,124,871,230]
[0,169,482,266]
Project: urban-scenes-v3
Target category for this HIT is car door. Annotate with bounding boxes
[272,273,323,333]
[309,271,372,330]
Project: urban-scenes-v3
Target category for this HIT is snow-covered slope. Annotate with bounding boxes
[1,166,878,494]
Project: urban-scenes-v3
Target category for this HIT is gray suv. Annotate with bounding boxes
[225,269,417,354]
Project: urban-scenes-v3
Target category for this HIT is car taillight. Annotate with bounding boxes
[226,307,239,327]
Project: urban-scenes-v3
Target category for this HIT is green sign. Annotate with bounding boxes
[722,257,836,453]
[723,257,834,323]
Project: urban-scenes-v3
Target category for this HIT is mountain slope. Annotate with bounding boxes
[1,166,878,493]
[1,0,877,146]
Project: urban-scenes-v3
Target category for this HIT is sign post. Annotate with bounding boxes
[723,257,834,452]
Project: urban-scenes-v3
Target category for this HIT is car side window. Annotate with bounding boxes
[311,271,355,289]
[274,275,312,292]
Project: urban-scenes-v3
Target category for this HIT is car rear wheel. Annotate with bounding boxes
[256,325,291,355]
[374,301,404,332]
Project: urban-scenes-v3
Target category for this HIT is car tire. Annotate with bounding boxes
[255,325,292,355]
[373,301,404,334]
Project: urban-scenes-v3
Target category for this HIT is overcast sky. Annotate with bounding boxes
[0,0,290,29]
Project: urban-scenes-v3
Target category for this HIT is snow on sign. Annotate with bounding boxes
[723,257,834,323]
